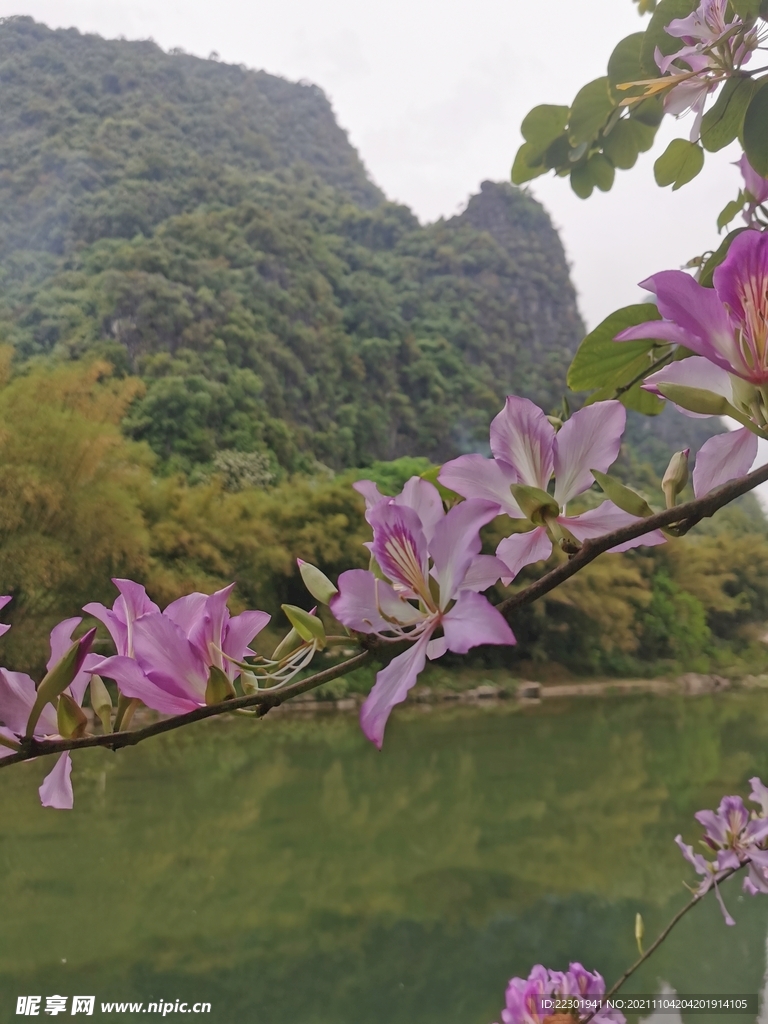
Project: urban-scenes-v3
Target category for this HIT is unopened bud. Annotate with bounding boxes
[662,449,690,508]
[546,415,563,431]
[297,559,338,604]
[635,912,644,954]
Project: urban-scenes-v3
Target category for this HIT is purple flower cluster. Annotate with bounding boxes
[495,963,625,1024]
[0,582,271,809]
[677,778,768,925]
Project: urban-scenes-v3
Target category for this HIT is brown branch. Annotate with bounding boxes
[582,867,741,1024]
[0,649,372,770]
[498,459,768,621]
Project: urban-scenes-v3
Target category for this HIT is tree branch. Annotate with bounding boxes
[497,459,768,620]
[0,649,372,770]
[582,867,741,1024]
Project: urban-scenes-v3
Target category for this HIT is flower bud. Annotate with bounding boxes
[662,449,690,508]
[635,912,644,954]
[297,559,338,604]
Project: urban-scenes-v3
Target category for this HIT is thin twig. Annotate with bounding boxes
[0,649,372,770]
[498,459,768,621]
[613,350,674,398]
[582,868,741,1024]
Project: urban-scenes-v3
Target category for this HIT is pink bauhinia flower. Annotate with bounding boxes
[330,479,514,748]
[0,619,96,810]
[654,0,762,140]
[90,583,270,715]
[677,779,768,924]
[0,596,11,637]
[496,962,624,1024]
[439,397,665,579]
[620,230,768,386]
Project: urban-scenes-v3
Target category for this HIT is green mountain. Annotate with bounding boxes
[0,16,592,474]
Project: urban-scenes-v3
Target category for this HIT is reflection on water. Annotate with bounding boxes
[1,694,768,1022]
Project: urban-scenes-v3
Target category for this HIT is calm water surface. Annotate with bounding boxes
[2,693,768,1023]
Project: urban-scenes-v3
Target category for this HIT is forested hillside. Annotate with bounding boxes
[0,16,593,474]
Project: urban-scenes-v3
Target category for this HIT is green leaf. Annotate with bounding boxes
[297,560,338,604]
[608,34,646,99]
[420,465,461,504]
[630,96,665,127]
[543,134,571,170]
[591,470,654,517]
[701,76,754,152]
[570,162,595,199]
[641,0,697,76]
[511,142,548,185]
[567,304,663,393]
[602,119,643,169]
[569,78,616,146]
[698,227,748,285]
[742,79,768,177]
[205,665,236,706]
[716,197,745,233]
[589,153,616,191]
[282,604,326,648]
[654,138,704,189]
[521,104,570,150]
[509,485,558,523]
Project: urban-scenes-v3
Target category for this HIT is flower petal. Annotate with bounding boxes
[92,655,202,715]
[163,592,210,637]
[395,477,445,541]
[353,479,386,510]
[692,427,758,498]
[561,502,666,552]
[46,617,91,705]
[643,355,735,417]
[132,613,210,705]
[438,455,522,517]
[553,401,625,506]
[442,591,515,654]
[39,753,73,810]
[0,596,11,637]
[489,396,555,490]
[222,610,271,677]
[0,669,57,737]
[430,498,500,603]
[460,554,510,592]
[637,270,742,375]
[496,527,552,580]
[360,630,433,748]
[330,570,424,633]
[368,502,430,597]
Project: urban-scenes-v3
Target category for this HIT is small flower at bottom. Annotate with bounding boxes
[495,962,625,1024]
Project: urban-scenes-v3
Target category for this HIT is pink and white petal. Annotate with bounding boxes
[617,319,705,350]
[439,454,522,517]
[553,401,625,506]
[460,554,510,593]
[132,613,210,704]
[0,624,9,637]
[561,503,666,551]
[330,570,423,634]
[692,428,759,498]
[638,270,742,375]
[353,479,386,510]
[360,630,433,749]
[368,502,430,594]
[92,655,202,715]
[0,596,11,636]
[0,725,19,756]
[442,591,515,654]
[39,752,73,810]
[713,230,768,343]
[83,601,127,656]
[643,356,735,417]
[0,669,57,737]
[427,636,448,660]
[113,578,160,623]
[163,592,209,637]
[496,527,552,581]
[430,498,500,603]
[396,477,445,541]
[489,396,555,490]
[222,610,271,677]
[187,584,236,666]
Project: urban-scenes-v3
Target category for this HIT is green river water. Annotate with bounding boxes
[2,692,768,1023]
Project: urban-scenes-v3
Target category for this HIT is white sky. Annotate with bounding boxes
[0,0,746,331]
